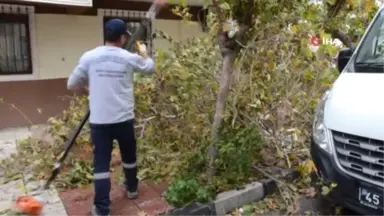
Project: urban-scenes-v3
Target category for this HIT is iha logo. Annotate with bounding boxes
[311,35,337,46]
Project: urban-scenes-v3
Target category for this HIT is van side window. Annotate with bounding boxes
[355,11,384,65]
[374,19,384,55]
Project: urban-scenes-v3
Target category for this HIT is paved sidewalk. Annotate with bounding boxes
[0,125,172,216]
[0,125,68,216]
[59,180,171,216]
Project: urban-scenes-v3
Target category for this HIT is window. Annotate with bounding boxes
[0,13,32,75]
[374,17,384,55]
[103,17,152,55]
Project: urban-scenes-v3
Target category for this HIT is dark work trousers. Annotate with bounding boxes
[90,119,138,215]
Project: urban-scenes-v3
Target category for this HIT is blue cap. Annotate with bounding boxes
[104,19,131,37]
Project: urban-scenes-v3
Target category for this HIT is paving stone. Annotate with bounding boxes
[28,186,62,205]
[133,182,161,206]
[110,199,141,216]
[144,180,168,196]
[0,210,12,216]
[0,126,38,143]
[0,127,31,141]
[42,200,68,216]
[0,126,68,216]
[0,180,26,215]
[25,180,43,192]
[0,127,32,160]
[30,124,54,144]
[137,197,171,216]
[0,140,17,160]
[0,179,26,202]
[0,200,12,214]
[23,173,35,183]
[132,183,173,214]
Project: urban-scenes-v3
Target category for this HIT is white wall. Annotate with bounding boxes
[33,14,205,80]
[35,14,103,79]
[0,4,206,81]
[153,19,205,50]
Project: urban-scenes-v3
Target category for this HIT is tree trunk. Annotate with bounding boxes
[325,0,354,48]
[207,49,237,180]
[330,29,354,48]
[211,51,237,140]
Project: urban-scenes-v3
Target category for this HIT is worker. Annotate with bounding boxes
[67,18,156,216]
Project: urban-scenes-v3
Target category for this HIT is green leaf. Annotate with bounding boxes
[203,0,210,9]
[321,186,330,196]
[219,2,231,10]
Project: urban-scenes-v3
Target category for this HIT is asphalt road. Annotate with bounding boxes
[298,196,360,216]
[260,196,360,216]
[257,168,362,216]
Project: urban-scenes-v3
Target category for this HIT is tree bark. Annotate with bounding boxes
[324,0,354,48]
[206,0,251,181]
[211,51,237,140]
[330,29,354,48]
[207,49,237,179]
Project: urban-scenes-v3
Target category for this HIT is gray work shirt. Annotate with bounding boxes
[67,46,155,124]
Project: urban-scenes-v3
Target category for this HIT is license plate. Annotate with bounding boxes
[358,187,383,209]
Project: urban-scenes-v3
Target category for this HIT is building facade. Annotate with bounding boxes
[0,0,206,129]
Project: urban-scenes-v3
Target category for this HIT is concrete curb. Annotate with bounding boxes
[163,168,300,216]
[163,180,270,216]
[214,181,264,215]
[165,202,215,215]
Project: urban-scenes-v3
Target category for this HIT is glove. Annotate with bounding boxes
[155,0,166,7]
[135,41,149,59]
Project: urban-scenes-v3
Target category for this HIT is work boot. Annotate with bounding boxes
[91,205,110,216]
[127,190,138,199]
[119,179,139,199]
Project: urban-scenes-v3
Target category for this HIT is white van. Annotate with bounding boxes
[311,5,384,216]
